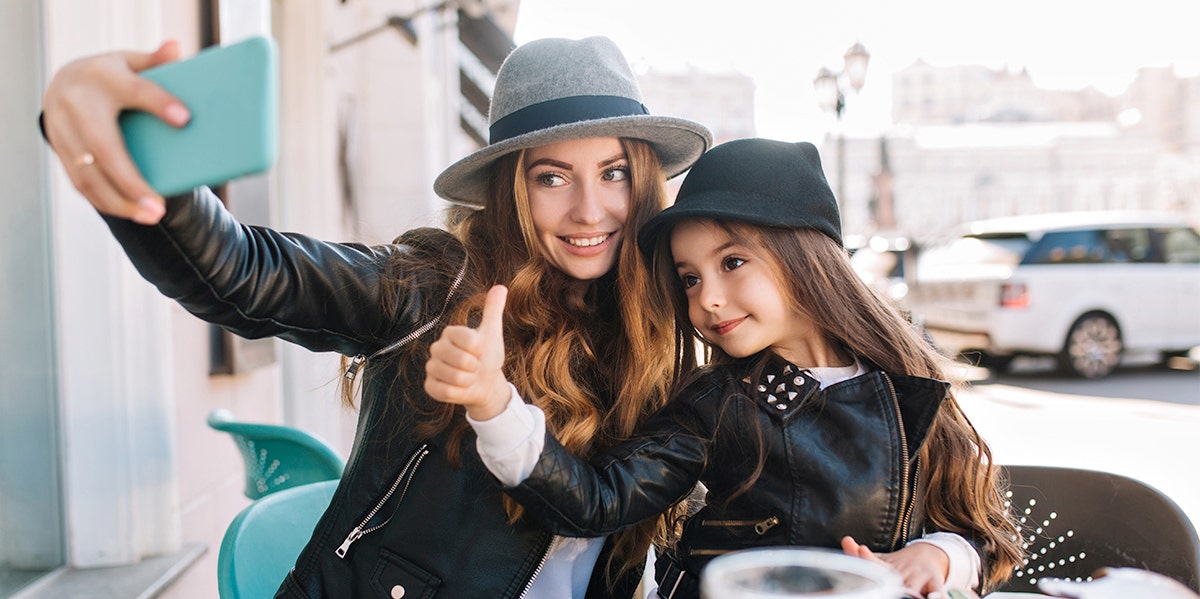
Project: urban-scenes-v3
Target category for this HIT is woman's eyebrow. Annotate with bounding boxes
[597,153,628,168]
[525,157,572,172]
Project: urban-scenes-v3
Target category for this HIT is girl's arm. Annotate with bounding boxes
[479,390,708,537]
[426,296,712,537]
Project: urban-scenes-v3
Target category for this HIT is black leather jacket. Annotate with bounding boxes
[505,353,959,591]
[102,187,641,598]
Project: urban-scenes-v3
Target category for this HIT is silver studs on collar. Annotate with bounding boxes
[743,363,813,411]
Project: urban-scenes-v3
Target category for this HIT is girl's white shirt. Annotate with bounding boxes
[468,361,980,597]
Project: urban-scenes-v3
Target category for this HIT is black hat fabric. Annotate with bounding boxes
[434,36,712,207]
[637,138,842,255]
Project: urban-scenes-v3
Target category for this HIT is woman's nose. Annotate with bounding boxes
[569,182,605,224]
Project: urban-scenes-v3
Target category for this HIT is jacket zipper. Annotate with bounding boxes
[690,516,783,556]
[882,373,915,550]
[344,256,468,381]
[699,516,781,535]
[517,535,557,599]
[335,443,430,558]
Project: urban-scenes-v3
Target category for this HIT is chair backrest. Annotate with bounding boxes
[998,464,1200,593]
[208,409,345,500]
[218,479,338,599]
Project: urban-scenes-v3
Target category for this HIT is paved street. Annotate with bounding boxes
[958,362,1200,531]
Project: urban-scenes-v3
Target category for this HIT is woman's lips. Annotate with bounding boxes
[710,316,746,335]
[559,232,614,256]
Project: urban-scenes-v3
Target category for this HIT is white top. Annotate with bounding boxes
[468,364,981,596]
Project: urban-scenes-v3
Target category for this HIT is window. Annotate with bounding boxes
[1022,229,1108,265]
[1159,227,1200,264]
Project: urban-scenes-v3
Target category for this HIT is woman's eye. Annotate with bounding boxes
[535,172,567,187]
[722,256,746,271]
[603,166,629,182]
[679,274,700,289]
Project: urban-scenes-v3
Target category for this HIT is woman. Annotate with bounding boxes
[40,36,711,598]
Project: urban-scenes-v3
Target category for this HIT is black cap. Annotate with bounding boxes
[638,138,842,256]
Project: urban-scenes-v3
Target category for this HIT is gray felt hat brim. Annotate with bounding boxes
[434,116,710,207]
[433,36,712,207]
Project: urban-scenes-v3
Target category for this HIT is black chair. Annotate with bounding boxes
[996,464,1200,594]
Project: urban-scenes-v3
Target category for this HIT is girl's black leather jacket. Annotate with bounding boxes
[504,353,967,587]
[102,187,640,598]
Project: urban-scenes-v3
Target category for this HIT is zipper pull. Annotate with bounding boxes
[336,526,364,558]
[754,516,780,535]
[344,354,366,381]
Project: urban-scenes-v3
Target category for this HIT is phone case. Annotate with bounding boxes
[119,36,279,196]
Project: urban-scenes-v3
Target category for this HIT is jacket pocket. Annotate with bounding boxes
[682,514,785,559]
[371,549,442,599]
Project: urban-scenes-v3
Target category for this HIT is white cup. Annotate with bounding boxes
[700,547,904,598]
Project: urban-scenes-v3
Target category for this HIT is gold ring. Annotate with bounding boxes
[76,152,96,167]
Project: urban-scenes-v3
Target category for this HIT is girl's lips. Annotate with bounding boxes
[710,316,746,335]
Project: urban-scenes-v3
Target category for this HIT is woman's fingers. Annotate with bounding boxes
[43,41,189,223]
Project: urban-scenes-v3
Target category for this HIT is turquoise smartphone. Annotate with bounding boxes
[119,36,279,196]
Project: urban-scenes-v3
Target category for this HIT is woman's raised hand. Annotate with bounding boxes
[425,285,513,421]
[42,40,191,225]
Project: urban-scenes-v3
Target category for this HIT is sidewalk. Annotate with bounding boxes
[959,381,1200,529]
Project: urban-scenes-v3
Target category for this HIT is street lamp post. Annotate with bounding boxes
[813,42,870,213]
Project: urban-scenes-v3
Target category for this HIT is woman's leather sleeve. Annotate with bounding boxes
[100,186,418,357]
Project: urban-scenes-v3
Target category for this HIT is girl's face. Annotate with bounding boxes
[670,220,817,362]
[525,137,631,281]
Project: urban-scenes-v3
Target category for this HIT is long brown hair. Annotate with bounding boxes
[343,138,677,583]
[652,220,1024,591]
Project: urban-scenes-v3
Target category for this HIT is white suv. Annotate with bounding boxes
[910,211,1200,378]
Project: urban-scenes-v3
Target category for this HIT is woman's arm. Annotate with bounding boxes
[42,43,438,356]
[102,187,408,356]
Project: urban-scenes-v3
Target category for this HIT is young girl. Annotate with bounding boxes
[427,138,1024,598]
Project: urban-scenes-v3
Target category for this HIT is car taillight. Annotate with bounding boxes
[1000,283,1029,308]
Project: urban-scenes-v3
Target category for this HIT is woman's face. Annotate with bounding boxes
[525,137,631,280]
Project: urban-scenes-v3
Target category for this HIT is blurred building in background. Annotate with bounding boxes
[827,61,1199,240]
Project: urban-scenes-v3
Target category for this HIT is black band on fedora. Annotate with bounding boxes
[489,95,648,144]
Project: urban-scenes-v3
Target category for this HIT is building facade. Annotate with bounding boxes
[828,60,1199,241]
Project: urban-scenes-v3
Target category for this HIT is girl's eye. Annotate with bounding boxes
[722,256,746,271]
[602,166,630,182]
[535,172,567,187]
[679,273,700,289]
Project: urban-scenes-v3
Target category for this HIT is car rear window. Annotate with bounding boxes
[920,234,1030,268]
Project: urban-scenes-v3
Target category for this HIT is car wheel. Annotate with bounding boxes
[1061,313,1122,379]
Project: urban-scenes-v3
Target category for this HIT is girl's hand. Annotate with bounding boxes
[425,285,512,421]
[42,40,191,225]
[841,536,951,599]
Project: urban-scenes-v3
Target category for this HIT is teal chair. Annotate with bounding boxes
[207,409,345,500]
[218,479,337,599]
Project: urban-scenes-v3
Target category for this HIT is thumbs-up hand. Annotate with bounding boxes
[425,285,512,421]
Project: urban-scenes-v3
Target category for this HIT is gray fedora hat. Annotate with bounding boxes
[434,36,713,207]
